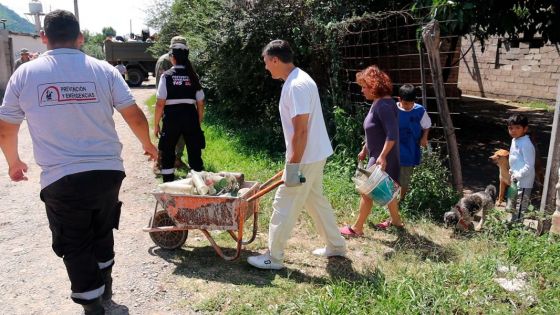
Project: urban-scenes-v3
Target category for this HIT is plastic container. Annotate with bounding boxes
[353,163,400,206]
[507,179,518,201]
[551,210,560,235]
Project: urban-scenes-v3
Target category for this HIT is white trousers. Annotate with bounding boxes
[268,159,346,263]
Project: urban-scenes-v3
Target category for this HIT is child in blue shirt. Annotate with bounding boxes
[397,84,431,199]
[506,113,535,222]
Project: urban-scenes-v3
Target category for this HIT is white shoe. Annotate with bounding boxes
[312,247,347,258]
[247,253,284,270]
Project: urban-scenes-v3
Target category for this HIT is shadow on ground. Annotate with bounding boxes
[379,228,457,263]
[148,245,374,286]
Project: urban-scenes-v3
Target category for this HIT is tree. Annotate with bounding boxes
[148,0,560,155]
[102,26,116,38]
[81,30,105,59]
[414,0,560,44]
[145,0,222,58]
[144,0,173,31]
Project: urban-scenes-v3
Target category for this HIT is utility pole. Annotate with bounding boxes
[74,0,79,22]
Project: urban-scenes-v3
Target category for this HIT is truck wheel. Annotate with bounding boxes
[127,68,145,87]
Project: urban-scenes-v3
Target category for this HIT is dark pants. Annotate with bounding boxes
[40,170,125,304]
[507,187,532,223]
[158,104,204,181]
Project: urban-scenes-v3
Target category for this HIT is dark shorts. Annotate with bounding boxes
[399,166,414,190]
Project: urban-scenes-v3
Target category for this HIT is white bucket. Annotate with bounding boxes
[353,164,400,206]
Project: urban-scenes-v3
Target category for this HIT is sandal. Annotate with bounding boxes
[374,220,405,231]
[339,225,363,238]
[374,220,392,230]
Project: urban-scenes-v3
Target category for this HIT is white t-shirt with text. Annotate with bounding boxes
[0,48,135,188]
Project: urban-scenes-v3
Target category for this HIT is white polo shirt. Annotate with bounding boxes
[0,48,135,188]
[279,67,333,164]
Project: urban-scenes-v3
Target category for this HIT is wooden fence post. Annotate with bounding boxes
[422,20,463,193]
[540,81,560,214]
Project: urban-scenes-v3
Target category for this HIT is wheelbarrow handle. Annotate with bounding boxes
[259,169,284,190]
[246,180,284,202]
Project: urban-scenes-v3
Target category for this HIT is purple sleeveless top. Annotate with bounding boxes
[364,98,400,183]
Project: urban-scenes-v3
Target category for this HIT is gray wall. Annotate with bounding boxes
[0,29,13,97]
[458,36,560,102]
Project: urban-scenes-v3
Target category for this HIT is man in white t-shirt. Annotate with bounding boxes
[0,10,157,314]
[247,40,346,269]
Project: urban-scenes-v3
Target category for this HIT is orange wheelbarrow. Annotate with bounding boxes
[143,170,284,261]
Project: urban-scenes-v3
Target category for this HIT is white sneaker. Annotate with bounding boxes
[247,253,284,270]
[312,247,347,258]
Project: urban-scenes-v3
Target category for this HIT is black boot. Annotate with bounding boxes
[82,297,105,315]
[101,266,113,301]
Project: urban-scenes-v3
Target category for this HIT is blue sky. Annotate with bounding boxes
[2,0,151,36]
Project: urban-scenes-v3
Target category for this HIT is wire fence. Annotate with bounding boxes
[337,9,464,153]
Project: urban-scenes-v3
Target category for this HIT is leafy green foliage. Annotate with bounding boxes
[522,100,554,112]
[81,30,106,59]
[197,0,394,154]
[102,26,116,37]
[201,0,313,153]
[400,146,460,220]
[147,0,559,161]
[414,0,560,45]
[146,0,222,58]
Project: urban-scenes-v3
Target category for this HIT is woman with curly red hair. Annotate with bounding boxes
[340,65,404,237]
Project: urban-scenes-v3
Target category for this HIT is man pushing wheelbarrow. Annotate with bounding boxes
[246,39,347,269]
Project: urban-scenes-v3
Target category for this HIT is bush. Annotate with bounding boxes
[199,0,389,155]
[82,42,104,59]
[400,146,460,220]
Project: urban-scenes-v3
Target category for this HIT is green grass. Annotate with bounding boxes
[143,95,560,314]
[522,100,555,112]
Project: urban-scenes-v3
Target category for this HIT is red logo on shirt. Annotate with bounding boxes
[38,82,98,106]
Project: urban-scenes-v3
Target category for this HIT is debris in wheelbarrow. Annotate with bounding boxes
[144,170,285,260]
[157,171,244,196]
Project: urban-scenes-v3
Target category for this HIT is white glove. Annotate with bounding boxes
[284,163,304,187]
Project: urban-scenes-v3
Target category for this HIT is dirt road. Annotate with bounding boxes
[0,85,191,315]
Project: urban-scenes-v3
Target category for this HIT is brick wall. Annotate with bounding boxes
[458,36,560,102]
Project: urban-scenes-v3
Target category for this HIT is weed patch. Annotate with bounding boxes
[400,146,461,221]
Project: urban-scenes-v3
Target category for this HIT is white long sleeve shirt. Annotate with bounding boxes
[509,135,535,188]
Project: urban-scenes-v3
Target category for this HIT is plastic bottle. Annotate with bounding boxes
[191,171,209,195]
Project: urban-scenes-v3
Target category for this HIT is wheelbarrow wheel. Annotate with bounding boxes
[149,211,188,250]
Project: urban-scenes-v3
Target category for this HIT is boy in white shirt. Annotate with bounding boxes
[506,114,535,223]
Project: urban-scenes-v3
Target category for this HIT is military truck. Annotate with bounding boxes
[104,41,157,87]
